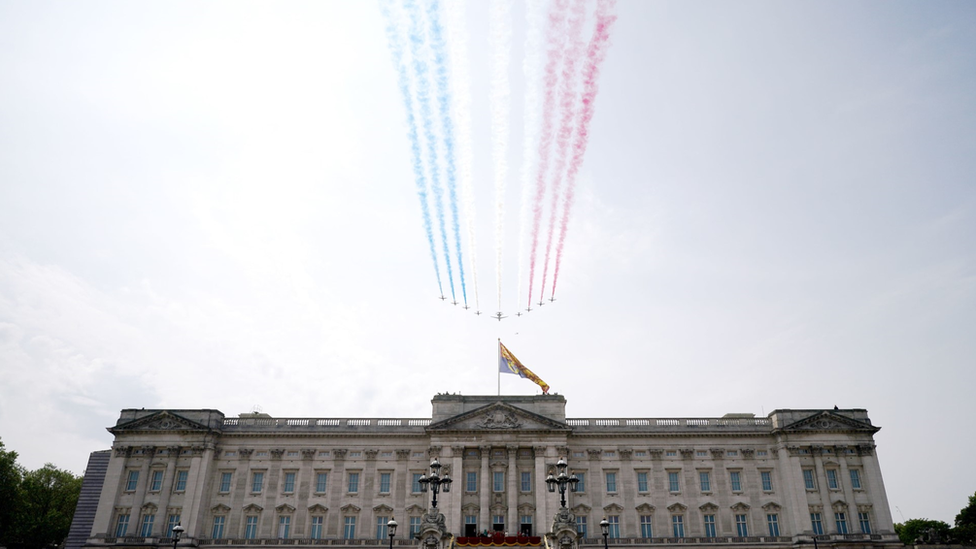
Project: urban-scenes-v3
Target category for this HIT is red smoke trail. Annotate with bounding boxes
[526,0,568,309]
[551,0,617,299]
[539,0,585,303]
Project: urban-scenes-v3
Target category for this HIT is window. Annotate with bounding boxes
[727,450,738,457]
[466,472,477,492]
[637,472,648,492]
[671,515,684,538]
[811,513,824,535]
[521,471,532,492]
[409,517,422,537]
[464,515,477,536]
[665,451,676,457]
[349,452,361,458]
[757,450,768,457]
[858,512,871,533]
[167,514,181,536]
[730,471,742,492]
[343,516,357,539]
[576,516,587,537]
[493,471,504,492]
[835,512,848,534]
[376,516,389,539]
[640,515,653,538]
[767,514,780,537]
[348,472,360,493]
[174,470,188,492]
[826,469,839,490]
[283,472,296,493]
[607,516,620,539]
[668,471,680,492]
[251,472,264,493]
[699,471,711,492]
[212,516,225,539]
[287,451,299,457]
[115,513,130,537]
[412,473,422,493]
[278,516,291,539]
[803,469,816,490]
[219,472,232,493]
[311,516,324,539]
[316,472,328,493]
[381,451,393,457]
[125,471,139,492]
[379,472,391,494]
[703,515,716,538]
[519,515,532,536]
[245,516,258,539]
[761,471,773,491]
[605,451,617,458]
[150,471,163,492]
[576,473,586,492]
[850,469,862,489]
[696,451,708,457]
[635,451,647,457]
[606,472,617,492]
[140,514,155,537]
[493,515,505,532]
[735,514,748,537]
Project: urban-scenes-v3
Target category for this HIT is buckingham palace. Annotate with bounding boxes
[69,394,901,549]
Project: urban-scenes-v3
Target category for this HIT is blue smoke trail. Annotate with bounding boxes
[426,0,468,307]
[380,0,443,297]
[407,0,457,302]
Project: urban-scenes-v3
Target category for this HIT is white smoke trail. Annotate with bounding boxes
[443,0,479,312]
[489,0,512,312]
[515,0,545,312]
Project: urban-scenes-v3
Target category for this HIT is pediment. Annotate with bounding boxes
[572,504,592,515]
[667,503,687,513]
[373,504,394,514]
[243,503,263,512]
[427,402,569,432]
[341,504,361,513]
[405,505,425,515]
[308,504,328,513]
[699,503,718,512]
[276,504,296,513]
[603,503,623,513]
[731,502,750,512]
[762,502,781,512]
[777,411,879,434]
[635,504,655,514]
[212,504,231,513]
[110,411,215,434]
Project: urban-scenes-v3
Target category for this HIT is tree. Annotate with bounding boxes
[0,438,25,548]
[895,518,952,545]
[955,492,976,545]
[15,464,83,549]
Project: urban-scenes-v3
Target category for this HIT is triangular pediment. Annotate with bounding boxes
[427,402,569,432]
[109,411,214,434]
[777,411,879,434]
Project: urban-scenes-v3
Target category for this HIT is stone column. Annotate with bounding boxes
[92,446,132,538]
[131,446,156,535]
[184,444,216,539]
[228,448,253,538]
[295,449,317,537]
[479,446,491,532]
[836,447,856,527]
[448,446,465,535]
[812,448,833,532]
[619,449,636,537]
[507,445,518,533]
[858,444,894,532]
[534,446,550,534]
[327,450,348,537]
[778,445,809,537]
[153,447,180,536]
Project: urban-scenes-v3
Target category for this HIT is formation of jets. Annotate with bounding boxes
[436,295,556,321]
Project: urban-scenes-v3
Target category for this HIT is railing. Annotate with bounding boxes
[221,418,432,431]
[566,418,772,431]
[577,537,792,545]
[200,540,419,546]
[219,417,773,432]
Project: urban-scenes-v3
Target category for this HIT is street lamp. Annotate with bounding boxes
[544,457,580,508]
[600,518,609,549]
[171,522,184,549]
[388,517,398,549]
[418,458,452,509]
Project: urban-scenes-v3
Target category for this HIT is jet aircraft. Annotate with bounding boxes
[493,312,506,321]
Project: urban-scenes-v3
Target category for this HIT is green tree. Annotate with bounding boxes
[16,464,83,549]
[0,438,25,548]
[954,492,976,545]
[895,518,952,545]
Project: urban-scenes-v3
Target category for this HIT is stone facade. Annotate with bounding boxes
[82,394,900,549]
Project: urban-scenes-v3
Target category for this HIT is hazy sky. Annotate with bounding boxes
[1,0,974,525]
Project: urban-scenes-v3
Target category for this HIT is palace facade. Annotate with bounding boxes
[74,394,900,549]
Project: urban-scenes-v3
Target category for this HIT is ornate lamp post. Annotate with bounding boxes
[418,458,452,509]
[600,518,609,549]
[545,457,579,508]
[171,522,184,549]
[388,517,398,549]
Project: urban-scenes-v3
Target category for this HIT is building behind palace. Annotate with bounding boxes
[71,394,901,549]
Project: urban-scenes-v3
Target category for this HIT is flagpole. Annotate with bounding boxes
[497,339,501,396]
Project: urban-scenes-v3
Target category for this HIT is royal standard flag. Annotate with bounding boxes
[498,341,550,394]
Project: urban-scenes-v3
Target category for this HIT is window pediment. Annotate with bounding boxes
[572,504,592,515]
[667,503,687,513]
[699,503,718,512]
[308,504,328,514]
[405,505,425,515]
[341,504,361,513]
[373,504,394,514]
[730,502,750,512]
[243,503,263,513]
[635,504,655,514]
[212,504,231,513]
[762,502,781,512]
[603,503,623,513]
[276,504,296,514]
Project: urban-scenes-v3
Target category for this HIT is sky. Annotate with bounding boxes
[1,0,974,526]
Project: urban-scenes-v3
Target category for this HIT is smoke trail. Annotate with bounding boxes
[489,0,512,311]
[539,0,585,303]
[551,0,618,298]
[380,0,443,296]
[515,0,545,312]
[526,0,568,308]
[406,0,456,301]
[443,0,480,311]
[426,0,468,306]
